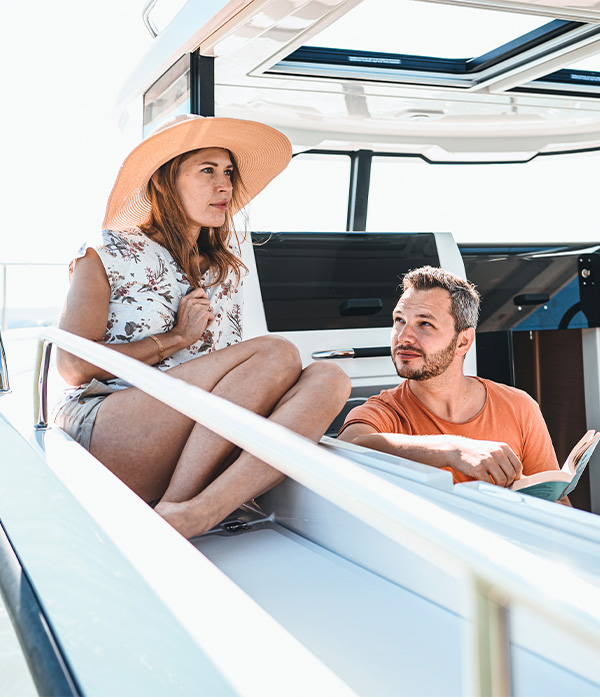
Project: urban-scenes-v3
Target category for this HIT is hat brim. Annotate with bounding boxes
[102,116,292,231]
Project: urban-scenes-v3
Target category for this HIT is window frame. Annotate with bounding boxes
[269,20,600,96]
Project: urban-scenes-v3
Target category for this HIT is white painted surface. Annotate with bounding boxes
[0,414,357,696]
[196,523,465,697]
[197,520,600,696]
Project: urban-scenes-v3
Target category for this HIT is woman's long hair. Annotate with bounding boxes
[139,150,248,288]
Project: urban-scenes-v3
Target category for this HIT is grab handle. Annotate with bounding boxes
[339,298,383,316]
[312,347,390,360]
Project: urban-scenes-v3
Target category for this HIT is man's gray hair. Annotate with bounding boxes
[401,266,480,332]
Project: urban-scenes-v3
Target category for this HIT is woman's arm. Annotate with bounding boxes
[57,249,214,386]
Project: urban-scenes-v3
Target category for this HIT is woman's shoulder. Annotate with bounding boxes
[73,228,160,265]
[98,228,157,258]
[69,229,161,279]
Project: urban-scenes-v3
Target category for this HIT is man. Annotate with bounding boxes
[338,266,560,488]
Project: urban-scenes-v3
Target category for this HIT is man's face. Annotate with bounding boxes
[391,287,460,381]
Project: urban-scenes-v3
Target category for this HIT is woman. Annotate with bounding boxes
[55,114,351,538]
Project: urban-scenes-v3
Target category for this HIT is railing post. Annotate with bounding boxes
[465,575,512,697]
[0,329,10,395]
[33,339,53,429]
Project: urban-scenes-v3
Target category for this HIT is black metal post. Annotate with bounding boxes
[190,52,215,117]
[346,149,372,231]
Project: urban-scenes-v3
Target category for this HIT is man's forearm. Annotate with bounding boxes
[344,432,457,469]
[340,431,523,486]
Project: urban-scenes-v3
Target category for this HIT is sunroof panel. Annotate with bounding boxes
[305,0,549,59]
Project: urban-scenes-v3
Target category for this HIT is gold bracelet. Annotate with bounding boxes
[149,334,165,364]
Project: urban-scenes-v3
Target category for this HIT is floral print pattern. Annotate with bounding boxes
[57,228,244,405]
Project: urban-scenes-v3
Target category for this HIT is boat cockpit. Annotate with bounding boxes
[3,0,600,695]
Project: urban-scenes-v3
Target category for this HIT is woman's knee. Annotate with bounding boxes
[252,335,302,374]
[303,362,351,405]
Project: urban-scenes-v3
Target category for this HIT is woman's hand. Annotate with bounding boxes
[171,288,215,347]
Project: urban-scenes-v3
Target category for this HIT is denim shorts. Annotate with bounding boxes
[53,379,122,450]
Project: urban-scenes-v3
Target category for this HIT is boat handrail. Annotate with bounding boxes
[36,325,600,697]
[142,0,159,38]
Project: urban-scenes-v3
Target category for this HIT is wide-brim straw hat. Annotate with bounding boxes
[103,114,292,231]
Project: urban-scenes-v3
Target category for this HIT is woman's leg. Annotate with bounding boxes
[89,335,302,501]
[154,361,351,538]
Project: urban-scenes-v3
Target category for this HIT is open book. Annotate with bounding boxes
[510,430,600,501]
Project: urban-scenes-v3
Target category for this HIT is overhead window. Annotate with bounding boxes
[303,0,546,59]
[513,51,600,97]
[513,67,600,97]
[269,0,600,95]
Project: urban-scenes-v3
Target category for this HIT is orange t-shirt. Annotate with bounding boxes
[339,377,559,483]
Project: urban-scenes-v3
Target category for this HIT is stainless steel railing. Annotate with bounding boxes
[0,331,9,395]
[142,0,159,37]
[141,0,189,38]
[35,326,600,697]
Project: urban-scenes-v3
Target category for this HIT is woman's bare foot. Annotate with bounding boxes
[154,500,210,538]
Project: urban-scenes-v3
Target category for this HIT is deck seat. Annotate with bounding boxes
[325,397,367,437]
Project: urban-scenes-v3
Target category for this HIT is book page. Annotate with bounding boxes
[562,435,600,497]
[563,430,599,477]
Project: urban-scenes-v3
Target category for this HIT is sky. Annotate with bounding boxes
[0,1,152,315]
[1,1,152,265]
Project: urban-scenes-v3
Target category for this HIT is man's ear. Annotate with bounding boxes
[456,327,475,357]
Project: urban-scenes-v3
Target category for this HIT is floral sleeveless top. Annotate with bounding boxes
[57,228,244,405]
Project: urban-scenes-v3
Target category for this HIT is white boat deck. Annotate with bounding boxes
[196,516,600,697]
[196,521,464,696]
[3,327,600,695]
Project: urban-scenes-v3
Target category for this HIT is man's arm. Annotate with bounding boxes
[338,422,523,487]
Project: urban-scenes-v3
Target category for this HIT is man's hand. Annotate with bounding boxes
[447,436,523,487]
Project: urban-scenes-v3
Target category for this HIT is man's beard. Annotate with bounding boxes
[393,334,459,381]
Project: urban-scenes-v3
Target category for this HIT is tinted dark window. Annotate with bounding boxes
[460,243,600,332]
[253,232,440,331]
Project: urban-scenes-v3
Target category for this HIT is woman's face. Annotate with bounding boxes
[174,147,234,234]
